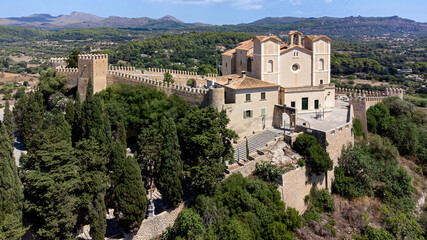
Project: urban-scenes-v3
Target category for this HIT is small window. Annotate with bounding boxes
[319,58,325,70]
[268,60,273,73]
[293,51,299,58]
[245,94,251,102]
[243,110,253,119]
[314,100,319,109]
[260,92,266,100]
[261,108,266,116]
[225,63,228,67]
[240,60,242,65]
[291,101,295,108]
[320,79,323,85]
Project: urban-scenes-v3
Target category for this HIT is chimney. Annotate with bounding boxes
[228,77,232,85]
[241,71,246,78]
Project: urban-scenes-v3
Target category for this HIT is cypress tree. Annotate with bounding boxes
[111,154,147,233]
[3,100,14,141]
[22,140,78,240]
[0,124,25,240]
[75,139,107,240]
[157,116,183,207]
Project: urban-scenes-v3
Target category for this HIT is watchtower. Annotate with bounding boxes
[77,54,108,99]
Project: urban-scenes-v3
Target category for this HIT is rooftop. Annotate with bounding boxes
[213,74,279,90]
[297,98,350,132]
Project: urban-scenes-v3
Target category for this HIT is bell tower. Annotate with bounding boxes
[288,31,302,47]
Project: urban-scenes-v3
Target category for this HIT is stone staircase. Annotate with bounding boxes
[233,128,283,162]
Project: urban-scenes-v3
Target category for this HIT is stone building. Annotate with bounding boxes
[222,31,334,113]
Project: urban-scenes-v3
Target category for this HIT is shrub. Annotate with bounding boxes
[353,118,364,138]
[255,161,283,184]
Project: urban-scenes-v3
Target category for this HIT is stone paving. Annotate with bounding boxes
[233,128,284,162]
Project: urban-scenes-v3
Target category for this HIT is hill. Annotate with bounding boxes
[0,12,205,30]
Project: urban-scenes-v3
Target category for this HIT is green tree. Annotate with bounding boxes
[66,49,80,68]
[178,106,237,194]
[22,140,78,240]
[163,72,174,83]
[157,116,183,207]
[75,139,107,240]
[167,208,204,240]
[111,155,147,233]
[0,123,25,240]
[353,118,364,138]
[38,68,68,103]
[366,103,391,135]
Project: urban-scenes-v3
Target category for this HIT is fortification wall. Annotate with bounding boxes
[107,71,210,107]
[55,67,79,88]
[142,68,214,87]
[50,57,67,68]
[350,96,386,139]
[279,167,333,213]
[336,87,404,99]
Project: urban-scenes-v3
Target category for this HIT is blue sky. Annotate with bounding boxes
[0,0,426,25]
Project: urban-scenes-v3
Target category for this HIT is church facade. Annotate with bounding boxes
[222,31,335,113]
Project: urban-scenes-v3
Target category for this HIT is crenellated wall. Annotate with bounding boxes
[50,57,67,68]
[335,87,404,99]
[56,66,79,88]
[107,71,210,107]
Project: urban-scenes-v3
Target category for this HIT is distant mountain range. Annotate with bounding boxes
[0,12,209,29]
[0,12,426,41]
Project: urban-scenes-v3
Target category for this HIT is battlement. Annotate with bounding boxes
[109,66,136,73]
[107,70,209,95]
[78,54,108,60]
[56,66,78,73]
[144,68,198,76]
[50,57,67,68]
[336,87,404,99]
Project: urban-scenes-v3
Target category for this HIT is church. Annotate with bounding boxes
[211,30,335,136]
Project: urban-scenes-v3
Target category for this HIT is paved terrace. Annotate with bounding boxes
[297,98,350,132]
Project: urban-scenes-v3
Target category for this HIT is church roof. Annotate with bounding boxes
[214,74,279,90]
[280,45,313,54]
[254,35,283,43]
[288,30,303,35]
[304,35,332,42]
[222,48,236,56]
[235,39,254,51]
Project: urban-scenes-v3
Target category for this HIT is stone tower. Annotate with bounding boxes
[77,54,108,99]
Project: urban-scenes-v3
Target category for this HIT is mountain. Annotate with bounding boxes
[231,15,427,40]
[0,12,205,30]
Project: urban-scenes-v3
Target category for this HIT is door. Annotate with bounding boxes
[314,100,319,109]
[302,98,308,110]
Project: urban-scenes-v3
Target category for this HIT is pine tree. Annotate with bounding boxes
[20,92,44,150]
[156,116,183,207]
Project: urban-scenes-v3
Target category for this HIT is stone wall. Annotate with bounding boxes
[107,71,210,107]
[279,167,332,213]
[130,202,185,240]
[350,96,384,140]
[142,68,209,87]
[56,67,79,88]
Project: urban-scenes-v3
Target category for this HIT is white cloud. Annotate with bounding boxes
[289,0,302,5]
[145,0,264,9]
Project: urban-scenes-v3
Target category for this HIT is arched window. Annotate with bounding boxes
[320,79,323,85]
[293,51,299,58]
[319,58,325,71]
[268,60,273,73]
[293,35,298,45]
